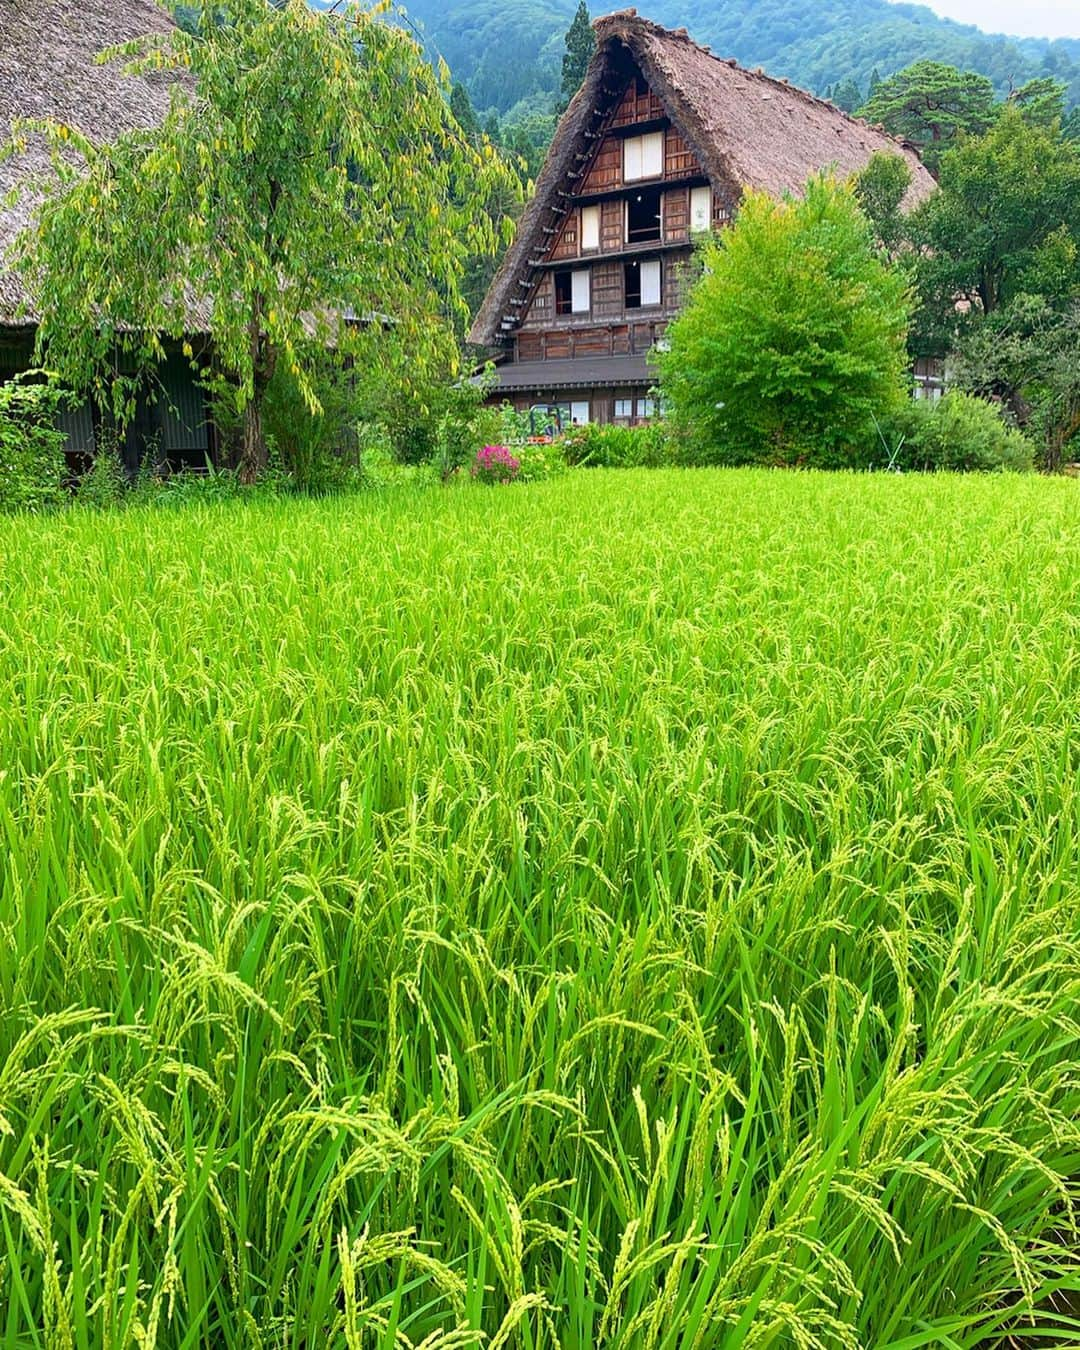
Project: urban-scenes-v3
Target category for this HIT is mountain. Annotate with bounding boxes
[392,0,1080,120]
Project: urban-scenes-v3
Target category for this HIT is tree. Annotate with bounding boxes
[559,0,595,113]
[831,78,864,113]
[502,110,557,179]
[861,61,996,170]
[449,81,481,143]
[8,0,515,481]
[1006,77,1068,128]
[910,106,1080,322]
[852,151,913,259]
[952,295,1080,467]
[655,175,912,466]
[867,67,883,97]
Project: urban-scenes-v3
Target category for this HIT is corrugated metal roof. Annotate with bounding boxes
[494,356,653,391]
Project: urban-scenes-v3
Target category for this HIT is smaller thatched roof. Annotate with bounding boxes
[470,10,937,347]
[0,0,194,327]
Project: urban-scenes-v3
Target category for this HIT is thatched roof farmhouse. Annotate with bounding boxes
[470,10,937,424]
[1,0,212,468]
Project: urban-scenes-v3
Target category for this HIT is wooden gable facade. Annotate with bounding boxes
[489,57,730,426]
[469,10,936,428]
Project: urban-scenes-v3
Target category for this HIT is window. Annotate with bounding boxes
[637,398,656,419]
[690,186,712,233]
[634,72,649,99]
[614,398,633,419]
[626,188,662,243]
[569,400,590,426]
[624,258,662,308]
[554,267,590,315]
[581,205,600,251]
[624,131,663,182]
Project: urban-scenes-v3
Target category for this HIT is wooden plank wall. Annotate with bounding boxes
[580,126,704,195]
[609,80,666,128]
[514,318,667,363]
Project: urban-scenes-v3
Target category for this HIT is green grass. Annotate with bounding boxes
[1,468,1079,1348]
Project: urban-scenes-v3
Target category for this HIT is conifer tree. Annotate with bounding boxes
[559,1,595,113]
[449,81,481,143]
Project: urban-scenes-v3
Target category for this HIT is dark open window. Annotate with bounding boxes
[624,258,662,309]
[626,188,662,243]
[635,72,649,98]
[624,261,642,309]
[554,270,573,315]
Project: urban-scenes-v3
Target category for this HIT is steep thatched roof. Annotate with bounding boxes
[470,9,936,347]
[0,0,181,327]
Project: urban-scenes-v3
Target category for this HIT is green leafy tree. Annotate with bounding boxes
[852,151,913,259]
[862,61,996,169]
[911,106,1080,323]
[867,67,883,97]
[952,294,1080,467]
[559,0,595,113]
[8,0,515,481]
[656,175,912,466]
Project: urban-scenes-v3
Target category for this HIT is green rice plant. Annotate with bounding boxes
[0,468,1079,1346]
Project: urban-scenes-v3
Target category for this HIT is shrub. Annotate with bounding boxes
[262,362,366,495]
[656,174,912,467]
[562,421,671,468]
[513,436,568,482]
[471,444,520,483]
[76,446,131,508]
[0,374,69,513]
[875,392,1034,472]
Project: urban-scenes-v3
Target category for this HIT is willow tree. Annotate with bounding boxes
[8,0,515,480]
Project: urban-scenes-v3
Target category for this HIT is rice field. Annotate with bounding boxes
[2,467,1080,1348]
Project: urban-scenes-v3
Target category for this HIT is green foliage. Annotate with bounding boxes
[861,61,996,169]
[952,295,1080,469]
[910,106,1080,330]
[852,151,913,258]
[658,175,911,466]
[831,76,864,112]
[75,446,129,509]
[262,359,368,495]
[1006,75,1070,128]
[0,374,69,513]
[449,80,481,142]
[559,0,595,111]
[499,105,558,179]
[874,391,1034,472]
[562,420,671,467]
[425,367,502,480]
[512,435,568,480]
[2,471,1080,1342]
[9,0,516,481]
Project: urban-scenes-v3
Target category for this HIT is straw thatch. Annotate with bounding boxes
[470,9,937,347]
[0,0,183,326]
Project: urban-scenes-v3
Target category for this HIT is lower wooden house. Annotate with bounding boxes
[470,9,937,426]
[0,0,215,474]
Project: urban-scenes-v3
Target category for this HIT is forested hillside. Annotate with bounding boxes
[389,0,1080,121]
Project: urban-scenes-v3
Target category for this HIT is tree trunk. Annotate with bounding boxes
[239,394,267,485]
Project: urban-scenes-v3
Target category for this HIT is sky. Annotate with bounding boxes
[911,0,1080,39]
